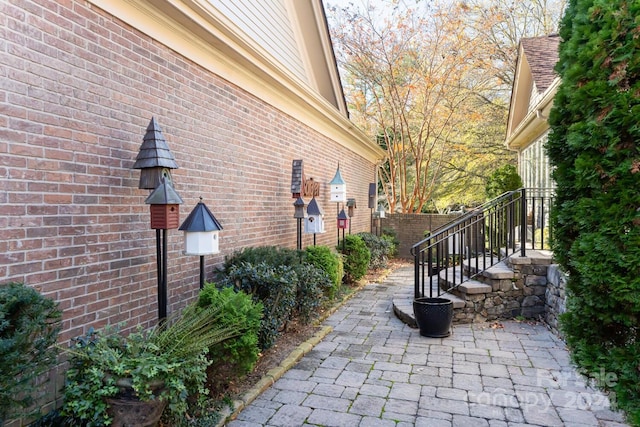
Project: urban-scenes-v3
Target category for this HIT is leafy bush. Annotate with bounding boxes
[357,232,393,269]
[198,285,262,394]
[547,1,640,424]
[292,264,332,323]
[0,283,62,423]
[485,164,522,199]
[381,227,400,257]
[62,302,243,425]
[305,245,343,299]
[221,246,301,275]
[222,262,297,350]
[338,234,371,284]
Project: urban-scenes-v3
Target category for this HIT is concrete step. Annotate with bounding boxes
[438,267,492,295]
[464,257,514,280]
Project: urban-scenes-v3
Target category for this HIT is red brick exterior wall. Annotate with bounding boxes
[0,0,377,345]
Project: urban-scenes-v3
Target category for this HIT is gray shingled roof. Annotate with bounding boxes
[520,34,560,93]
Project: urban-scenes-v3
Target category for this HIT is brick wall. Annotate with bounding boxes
[380,213,462,259]
[0,0,377,347]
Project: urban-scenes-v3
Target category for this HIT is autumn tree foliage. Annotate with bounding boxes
[327,0,564,213]
[547,1,640,423]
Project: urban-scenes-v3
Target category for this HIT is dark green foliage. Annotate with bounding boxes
[338,234,371,284]
[198,285,262,393]
[62,303,243,425]
[357,232,394,269]
[293,264,332,324]
[0,283,62,423]
[304,245,343,299]
[222,262,297,350]
[485,164,523,199]
[381,227,400,257]
[547,1,640,424]
[221,246,302,275]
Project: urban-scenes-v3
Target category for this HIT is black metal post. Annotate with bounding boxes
[336,204,340,246]
[296,218,302,251]
[313,233,316,246]
[520,188,527,257]
[157,229,168,322]
[199,255,205,289]
[341,228,345,251]
[156,229,162,321]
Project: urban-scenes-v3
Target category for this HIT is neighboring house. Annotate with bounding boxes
[0,0,384,352]
[505,34,560,190]
[506,34,566,334]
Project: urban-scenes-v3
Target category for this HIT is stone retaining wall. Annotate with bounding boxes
[450,252,554,324]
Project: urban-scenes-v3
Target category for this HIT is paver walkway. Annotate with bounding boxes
[227,267,628,426]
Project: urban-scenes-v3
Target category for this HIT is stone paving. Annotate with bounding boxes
[227,267,628,426]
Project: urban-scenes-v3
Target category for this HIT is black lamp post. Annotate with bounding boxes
[179,198,223,289]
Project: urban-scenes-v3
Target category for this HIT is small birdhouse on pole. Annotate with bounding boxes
[179,198,223,255]
[144,178,184,229]
[304,197,325,234]
[337,208,349,230]
[329,164,347,203]
[133,117,179,190]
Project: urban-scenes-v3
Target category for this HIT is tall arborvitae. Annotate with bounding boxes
[547,1,640,423]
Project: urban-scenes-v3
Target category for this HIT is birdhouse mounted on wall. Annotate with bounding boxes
[337,208,349,230]
[179,199,223,255]
[329,164,347,203]
[304,197,325,234]
[145,178,184,229]
[133,117,179,190]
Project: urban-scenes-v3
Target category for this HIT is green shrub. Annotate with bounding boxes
[62,302,242,425]
[0,283,62,423]
[221,246,301,275]
[381,227,400,257]
[222,262,297,350]
[305,245,343,299]
[357,232,393,269]
[198,285,262,393]
[292,264,332,324]
[338,234,371,284]
[547,1,640,424]
[485,164,523,200]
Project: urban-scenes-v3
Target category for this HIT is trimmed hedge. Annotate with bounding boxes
[547,1,640,424]
[305,245,343,299]
[338,234,371,284]
[198,285,262,390]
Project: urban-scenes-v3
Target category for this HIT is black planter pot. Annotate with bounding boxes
[413,297,453,338]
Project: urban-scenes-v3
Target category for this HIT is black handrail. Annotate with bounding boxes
[411,188,554,299]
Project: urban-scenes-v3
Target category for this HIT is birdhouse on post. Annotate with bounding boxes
[346,198,357,217]
[329,164,347,203]
[368,183,376,209]
[145,178,184,229]
[337,208,349,230]
[133,117,179,190]
[179,198,223,255]
[304,197,325,234]
[291,159,304,199]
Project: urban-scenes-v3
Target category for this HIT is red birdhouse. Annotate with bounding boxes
[145,178,183,229]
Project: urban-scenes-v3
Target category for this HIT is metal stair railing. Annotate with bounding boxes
[410,188,554,299]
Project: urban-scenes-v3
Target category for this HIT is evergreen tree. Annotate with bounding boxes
[547,1,640,423]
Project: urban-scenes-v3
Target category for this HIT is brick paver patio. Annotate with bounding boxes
[226,267,628,426]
